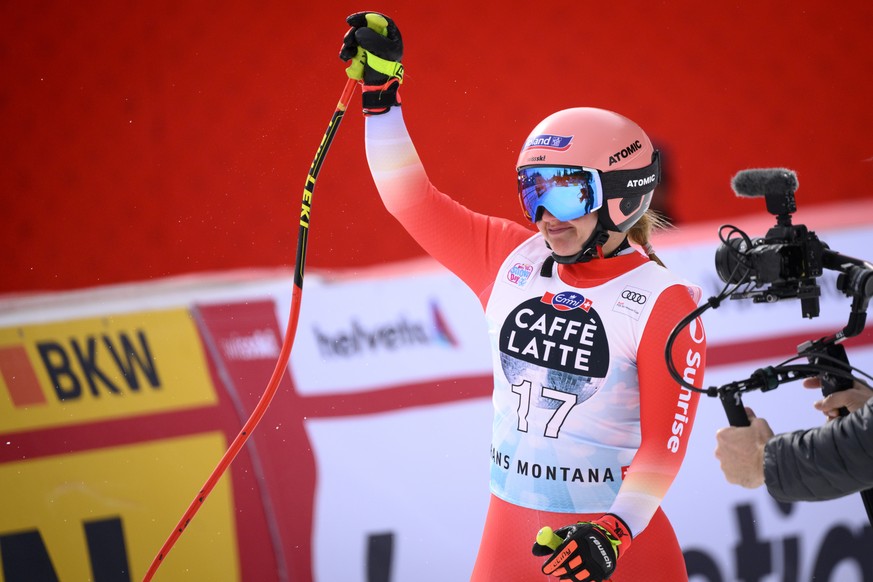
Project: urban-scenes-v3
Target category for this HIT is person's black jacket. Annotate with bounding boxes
[764,397,873,502]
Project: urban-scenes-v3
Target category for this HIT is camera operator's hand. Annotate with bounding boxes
[803,377,873,418]
[715,408,774,488]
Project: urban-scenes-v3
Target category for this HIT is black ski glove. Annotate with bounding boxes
[532,514,633,581]
[339,12,404,115]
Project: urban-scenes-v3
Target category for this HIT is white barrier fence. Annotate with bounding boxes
[2,203,871,581]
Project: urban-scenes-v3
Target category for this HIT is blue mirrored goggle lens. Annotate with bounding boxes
[518,166,603,222]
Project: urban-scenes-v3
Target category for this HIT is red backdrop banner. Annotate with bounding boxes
[2,1,872,293]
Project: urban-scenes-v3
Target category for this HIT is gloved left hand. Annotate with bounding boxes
[339,12,404,115]
[532,514,632,581]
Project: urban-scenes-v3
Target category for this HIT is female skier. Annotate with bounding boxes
[340,12,707,581]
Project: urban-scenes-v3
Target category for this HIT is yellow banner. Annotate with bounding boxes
[0,432,239,581]
[0,308,217,433]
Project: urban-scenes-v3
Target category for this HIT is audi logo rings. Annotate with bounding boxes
[621,290,647,304]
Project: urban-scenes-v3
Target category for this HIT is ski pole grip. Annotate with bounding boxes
[536,527,563,551]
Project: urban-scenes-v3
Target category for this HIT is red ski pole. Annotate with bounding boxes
[142,77,357,582]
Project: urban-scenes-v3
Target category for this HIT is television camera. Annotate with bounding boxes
[666,168,873,426]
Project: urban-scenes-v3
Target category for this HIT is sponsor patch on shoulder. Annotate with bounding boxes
[612,285,651,320]
[504,260,535,289]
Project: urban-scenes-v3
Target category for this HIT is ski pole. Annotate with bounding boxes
[536,526,563,551]
[142,77,357,582]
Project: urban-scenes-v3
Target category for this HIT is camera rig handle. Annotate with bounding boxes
[822,248,873,339]
[719,388,750,427]
[719,335,859,426]
[800,339,854,417]
[716,368,780,426]
[818,343,854,400]
[715,249,872,427]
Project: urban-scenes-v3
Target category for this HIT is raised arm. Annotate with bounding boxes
[340,11,531,302]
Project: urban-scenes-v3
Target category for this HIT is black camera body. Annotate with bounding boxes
[663,168,872,428]
[694,168,873,428]
[714,169,826,318]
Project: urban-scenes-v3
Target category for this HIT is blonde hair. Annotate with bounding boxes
[627,210,671,267]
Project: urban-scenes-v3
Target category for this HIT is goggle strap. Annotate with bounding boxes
[600,150,661,200]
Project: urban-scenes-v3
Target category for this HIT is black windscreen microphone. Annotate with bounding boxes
[731,168,798,216]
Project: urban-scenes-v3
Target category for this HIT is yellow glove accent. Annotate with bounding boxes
[345,13,403,83]
[364,12,389,35]
[363,52,404,82]
[345,46,365,81]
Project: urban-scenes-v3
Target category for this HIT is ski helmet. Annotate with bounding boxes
[516,107,660,233]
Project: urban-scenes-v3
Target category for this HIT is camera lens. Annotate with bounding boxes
[715,238,752,284]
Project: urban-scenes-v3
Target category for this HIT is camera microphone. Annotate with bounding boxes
[731,169,798,216]
[731,168,798,198]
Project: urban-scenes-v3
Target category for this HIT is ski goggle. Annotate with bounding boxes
[517,151,661,223]
[517,166,604,222]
